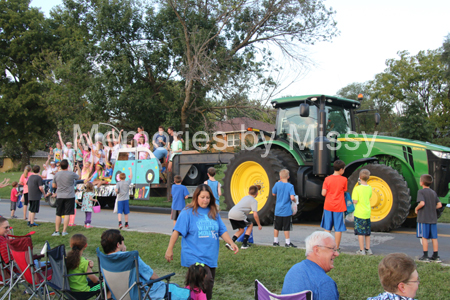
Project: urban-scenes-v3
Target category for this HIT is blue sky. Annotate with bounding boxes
[31,0,450,97]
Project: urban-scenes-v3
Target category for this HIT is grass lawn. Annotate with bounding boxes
[1,220,449,300]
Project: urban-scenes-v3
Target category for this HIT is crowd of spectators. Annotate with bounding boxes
[35,125,182,192]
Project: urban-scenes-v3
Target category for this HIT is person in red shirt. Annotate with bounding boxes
[321,160,347,251]
[10,181,19,219]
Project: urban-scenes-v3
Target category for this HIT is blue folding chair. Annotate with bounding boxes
[96,248,188,300]
[46,243,102,300]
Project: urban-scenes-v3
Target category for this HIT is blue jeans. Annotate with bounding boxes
[153,147,168,160]
[43,179,53,194]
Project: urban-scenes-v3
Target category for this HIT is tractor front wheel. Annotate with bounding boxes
[223,149,285,225]
[348,164,411,232]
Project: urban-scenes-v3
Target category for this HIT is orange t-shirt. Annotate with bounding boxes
[323,174,347,212]
[19,174,29,194]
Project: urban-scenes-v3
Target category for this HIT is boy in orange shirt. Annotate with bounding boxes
[321,160,347,250]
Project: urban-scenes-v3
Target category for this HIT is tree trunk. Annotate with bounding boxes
[21,142,30,170]
[180,79,194,129]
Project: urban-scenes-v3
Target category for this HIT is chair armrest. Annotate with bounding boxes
[143,272,175,286]
[66,271,99,277]
[33,254,45,260]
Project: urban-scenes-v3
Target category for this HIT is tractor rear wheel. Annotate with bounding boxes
[223,149,285,225]
[348,164,410,232]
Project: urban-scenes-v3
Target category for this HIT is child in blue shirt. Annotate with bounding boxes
[204,167,221,209]
[171,175,189,226]
[272,169,296,248]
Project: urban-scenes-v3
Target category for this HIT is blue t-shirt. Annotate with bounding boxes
[104,168,113,178]
[153,133,167,148]
[108,251,166,300]
[173,207,227,268]
[272,181,295,217]
[282,259,339,300]
[207,180,220,205]
[171,184,189,210]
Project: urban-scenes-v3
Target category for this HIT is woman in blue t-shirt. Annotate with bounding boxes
[165,184,238,300]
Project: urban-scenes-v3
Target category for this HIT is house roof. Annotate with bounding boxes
[214,117,274,133]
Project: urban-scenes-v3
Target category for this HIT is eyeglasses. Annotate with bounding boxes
[316,245,338,253]
[404,278,420,285]
[195,262,205,267]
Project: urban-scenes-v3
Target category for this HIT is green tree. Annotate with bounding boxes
[397,96,433,142]
[370,50,447,118]
[0,0,55,167]
[161,0,338,128]
[336,82,398,134]
[369,49,449,139]
[442,33,450,99]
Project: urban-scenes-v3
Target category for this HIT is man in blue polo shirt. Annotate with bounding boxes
[282,231,339,300]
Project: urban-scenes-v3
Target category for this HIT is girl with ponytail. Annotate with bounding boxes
[66,234,101,292]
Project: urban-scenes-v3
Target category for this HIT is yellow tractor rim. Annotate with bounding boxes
[230,161,269,211]
[365,176,393,221]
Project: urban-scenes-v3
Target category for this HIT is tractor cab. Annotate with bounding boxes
[272,95,361,165]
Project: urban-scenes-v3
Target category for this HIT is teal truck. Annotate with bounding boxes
[59,147,234,208]
[223,94,450,231]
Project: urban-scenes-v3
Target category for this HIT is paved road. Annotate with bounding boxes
[1,200,449,264]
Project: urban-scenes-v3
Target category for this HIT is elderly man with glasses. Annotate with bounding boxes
[282,231,339,299]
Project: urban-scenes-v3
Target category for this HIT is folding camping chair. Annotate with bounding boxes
[254,280,312,300]
[46,243,103,300]
[0,230,30,299]
[96,248,189,300]
[0,232,52,300]
[0,238,13,294]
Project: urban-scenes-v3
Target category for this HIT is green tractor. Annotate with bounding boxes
[223,94,450,232]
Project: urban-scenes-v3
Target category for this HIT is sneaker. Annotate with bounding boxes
[285,242,297,248]
[11,215,18,219]
[68,223,75,227]
[225,243,233,251]
[61,232,69,236]
[273,242,280,247]
[125,224,129,229]
[430,256,442,263]
[85,224,92,229]
[119,223,123,229]
[418,255,430,262]
[29,223,40,227]
[241,242,249,249]
[51,231,60,237]
[27,221,30,226]
[356,250,366,255]
[365,249,373,255]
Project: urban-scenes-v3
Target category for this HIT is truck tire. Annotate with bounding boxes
[223,149,285,225]
[182,164,207,186]
[271,149,306,219]
[348,164,410,232]
[437,205,446,219]
[48,196,57,208]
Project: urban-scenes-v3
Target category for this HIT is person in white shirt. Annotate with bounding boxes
[58,131,76,171]
[44,155,58,197]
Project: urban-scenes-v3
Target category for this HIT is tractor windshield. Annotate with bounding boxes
[325,105,352,135]
[276,106,318,161]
